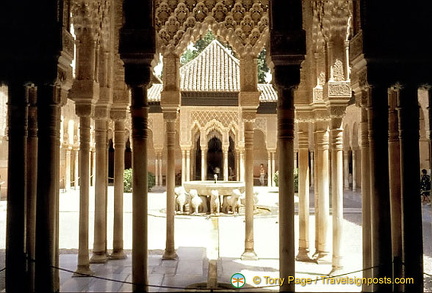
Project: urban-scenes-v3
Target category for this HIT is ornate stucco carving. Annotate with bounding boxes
[313,87,324,103]
[190,109,238,128]
[71,0,108,39]
[155,0,269,57]
[328,81,351,97]
[255,117,267,133]
[332,59,345,81]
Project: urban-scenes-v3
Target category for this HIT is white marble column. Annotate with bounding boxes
[111,117,127,259]
[241,118,258,260]
[163,113,178,260]
[388,89,402,288]
[223,146,229,181]
[397,85,423,292]
[235,150,240,181]
[26,87,37,291]
[310,151,314,189]
[186,149,191,181]
[201,146,207,181]
[155,153,160,186]
[267,151,272,187]
[360,94,372,290]
[343,150,350,190]
[130,84,151,290]
[91,149,96,186]
[239,148,245,182]
[314,122,330,262]
[91,119,109,263]
[74,114,94,276]
[181,149,186,184]
[276,88,296,292]
[330,113,344,274]
[296,122,311,261]
[352,149,357,191]
[74,148,79,189]
[368,84,392,289]
[65,148,72,190]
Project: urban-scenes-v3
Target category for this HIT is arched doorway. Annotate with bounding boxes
[207,136,222,179]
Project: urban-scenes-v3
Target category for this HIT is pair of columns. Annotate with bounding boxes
[267,150,276,187]
[6,84,64,292]
[74,113,127,275]
[297,116,344,273]
[360,85,423,292]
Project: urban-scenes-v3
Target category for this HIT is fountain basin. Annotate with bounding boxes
[183,181,245,196]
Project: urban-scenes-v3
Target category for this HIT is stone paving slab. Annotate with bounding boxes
[0,187,431,292]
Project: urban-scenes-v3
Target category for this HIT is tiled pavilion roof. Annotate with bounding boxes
[148,40,277,103]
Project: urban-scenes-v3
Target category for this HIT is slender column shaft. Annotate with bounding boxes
[181,149,186,184]
[296,124,310,261]
[368,85,392,290]
[158,153,163,186]
[315,126,330,259]
[65,149,72,190]
[186,149,191,181]
[6,84,28,293]
[74,149,79,189]
[278,94,295,292]
[240,150,245,181]
[91,119,108,263]
[26,87,38,292]
[163,117,178,259]
[201,147,207,181]
[91,150,96,186]
[330,118,344,272]
[241,120,257,260]
[344,151,350,190]
[155,153,159,186]
[360,103,372,291]
[74,115,94,276]
[235,150,240,181]
[223,148,229,181]
[111,119,127,259]
[398,86,423,292]
[267,151,272,187]
[130,86,149,291]
[310,151,314,189]
[272,152,276,187]
[388,89,402,291]
[313,131,319,255]
[35,85,61,292]
[352,150,357,191]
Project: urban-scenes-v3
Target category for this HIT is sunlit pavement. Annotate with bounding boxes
[0,186,431,292]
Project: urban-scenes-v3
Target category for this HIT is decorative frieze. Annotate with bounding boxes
[328,81,351,97]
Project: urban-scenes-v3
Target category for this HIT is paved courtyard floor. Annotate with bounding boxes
[0,186,431,292]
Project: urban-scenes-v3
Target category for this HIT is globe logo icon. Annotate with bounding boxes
[230,273,246,288]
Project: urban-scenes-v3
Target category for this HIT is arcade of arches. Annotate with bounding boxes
[0,0,431,292]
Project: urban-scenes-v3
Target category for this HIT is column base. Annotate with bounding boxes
[313,251,331,264]
[109,250,127,260]
[296,248,314,262]
[90,252,108,263]
[328,265,344,277]
[241,250,258,260]
[162,250,178,260]
[73,265,94,277]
